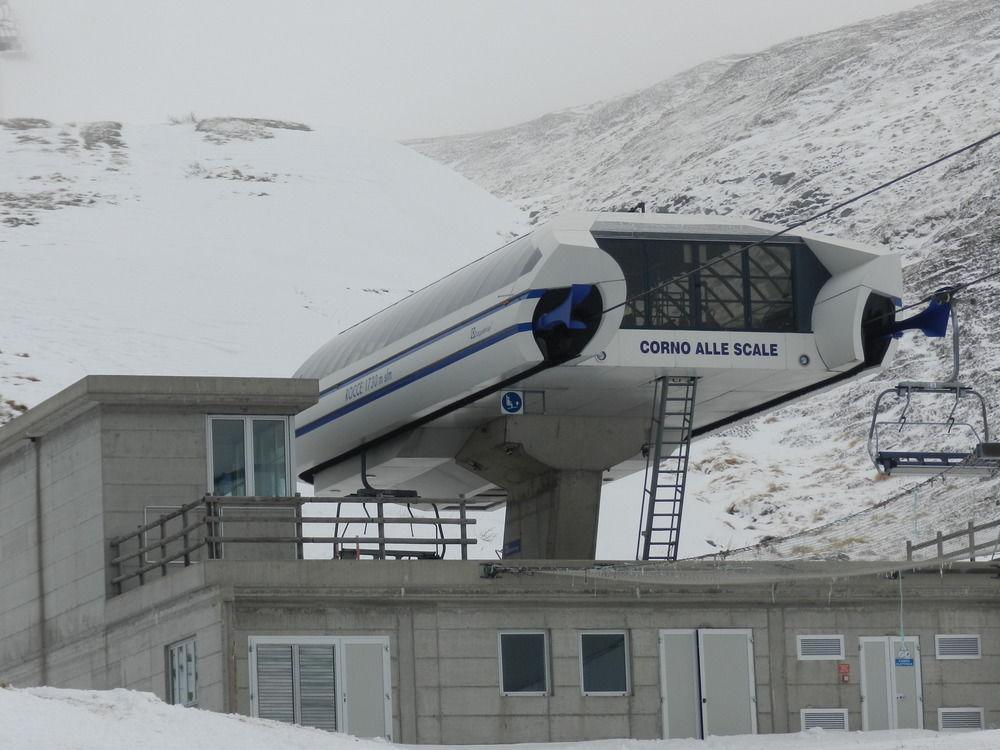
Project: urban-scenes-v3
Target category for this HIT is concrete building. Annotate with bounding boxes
[1,375,998,741]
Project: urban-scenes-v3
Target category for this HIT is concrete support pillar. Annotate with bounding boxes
[503,469,602,559]
[456,414,649,560]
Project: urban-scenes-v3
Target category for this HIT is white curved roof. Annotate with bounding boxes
[295,234,541,381]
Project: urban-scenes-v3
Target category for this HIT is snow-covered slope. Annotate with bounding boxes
[0,117,523,419]
[409,0,1000,558]
[4,686,1000,750]
[0,116,525,558]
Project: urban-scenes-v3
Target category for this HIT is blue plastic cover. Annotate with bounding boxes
[889,299,950,339]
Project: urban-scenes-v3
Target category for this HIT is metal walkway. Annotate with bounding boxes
[637,376,697,561]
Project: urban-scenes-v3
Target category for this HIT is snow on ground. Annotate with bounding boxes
[2,686,999,750]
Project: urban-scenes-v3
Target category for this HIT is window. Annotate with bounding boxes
[208,416,290,496]
[698,243,745,330]
[498,631,549,695]
[748,245,794,331]
[797,634,846,660]
[167,637,197,706]
[249,636,392,739]
[579,631,629,695]
[935,634,981,659]
[595,235,812,333]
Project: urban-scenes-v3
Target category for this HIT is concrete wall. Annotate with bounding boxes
[785,604,1000,731]
[0,407,106,686]
[226,596,767,742]
[104,568,226,708]
[101,407,209,593]
[200,561,1000,743]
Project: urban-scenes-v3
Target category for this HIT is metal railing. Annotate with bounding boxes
[906,518,1000,562]
[109,494,477,595]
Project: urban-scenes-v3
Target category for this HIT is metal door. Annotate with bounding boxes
[342,639,393,739]
[658,629,702,739]
[860,636,922,730]
[698,629,758,737]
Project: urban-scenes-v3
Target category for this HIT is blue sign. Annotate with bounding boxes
[500,390,523,415]
[501,539,521,557]
[895,657,914,667]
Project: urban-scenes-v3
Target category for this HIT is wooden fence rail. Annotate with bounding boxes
[906,517,1000,561]
[110,494,477,594]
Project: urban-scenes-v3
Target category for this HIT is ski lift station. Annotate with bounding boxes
[295,212,904,559]
[3,212,1000,743]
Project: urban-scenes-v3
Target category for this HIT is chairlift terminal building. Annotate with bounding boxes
[295,213,903,559]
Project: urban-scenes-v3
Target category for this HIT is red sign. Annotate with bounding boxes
[837,663,850,675]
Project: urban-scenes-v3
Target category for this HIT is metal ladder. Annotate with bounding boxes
[636,376,697,561]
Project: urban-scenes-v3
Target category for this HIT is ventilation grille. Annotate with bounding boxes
[935,634,981,659]
[797,635,845,660]
[801,708,848,731]
[938,707,984,731]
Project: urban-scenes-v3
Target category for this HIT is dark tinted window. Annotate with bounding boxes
[748,245,794,331]
[598,239,695,329]
[699,243,745,330]
[499,633,548,694]
[580,632,628,694]
[595,236,808,333]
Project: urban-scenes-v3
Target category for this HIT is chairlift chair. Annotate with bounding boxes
[867,289,999,476]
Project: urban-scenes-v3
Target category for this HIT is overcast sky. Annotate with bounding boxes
[2,0,933,140]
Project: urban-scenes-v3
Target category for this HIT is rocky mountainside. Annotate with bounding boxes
[410,0,1000,557]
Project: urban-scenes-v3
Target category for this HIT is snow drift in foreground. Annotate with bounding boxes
[1,687,999,750]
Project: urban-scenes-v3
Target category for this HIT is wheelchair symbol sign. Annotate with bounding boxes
[500,390,524,415]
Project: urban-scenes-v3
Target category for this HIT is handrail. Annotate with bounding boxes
[109,493,478,595]
[110,518,205,565]
[110,540,209,585]
[108,496,205,546]
[205,536,475,545]
[202,514,474,525]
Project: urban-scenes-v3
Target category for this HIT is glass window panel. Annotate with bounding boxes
[211,419,246,496]
[698,244,745,330]
[185,641,197,705]
[253,419,288,496]
[644,241,694,329]
[169,648,179,704]
[168,638,197,706]
[580,632,628,694]
[499,633,548,694]
[600,240,647,328]
[748,245,794,331]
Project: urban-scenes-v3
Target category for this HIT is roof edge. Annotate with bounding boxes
[0,375,319,453]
